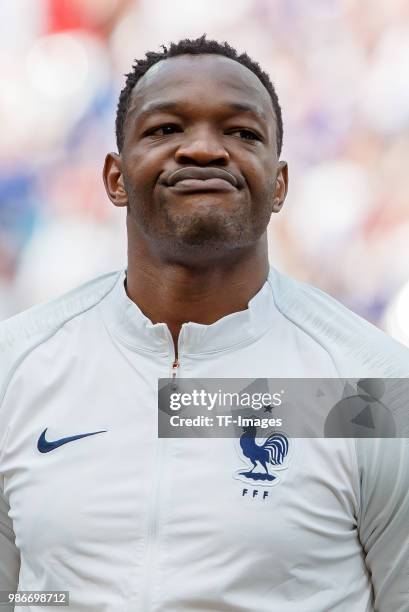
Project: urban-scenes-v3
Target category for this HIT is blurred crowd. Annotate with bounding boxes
[1,0,409,344]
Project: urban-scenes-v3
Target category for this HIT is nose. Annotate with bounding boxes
[174,126,230,166]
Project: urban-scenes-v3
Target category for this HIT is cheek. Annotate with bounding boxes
[241,154,274,186]
[123,148,164,189]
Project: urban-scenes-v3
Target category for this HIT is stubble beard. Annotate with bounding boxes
[126,180,275,257]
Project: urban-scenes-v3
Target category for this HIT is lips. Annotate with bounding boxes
[166,167,239,188]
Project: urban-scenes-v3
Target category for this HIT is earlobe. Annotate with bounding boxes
[103,152,128,207]
[272,198,284,213]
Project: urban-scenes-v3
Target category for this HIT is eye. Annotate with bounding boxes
[229,129,262,142]
[146,124,181,137]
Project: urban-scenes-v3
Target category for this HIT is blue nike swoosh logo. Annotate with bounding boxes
[37,428,107,453]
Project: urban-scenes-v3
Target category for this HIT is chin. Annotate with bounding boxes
[147,203,261,256]
[172,215,241,247]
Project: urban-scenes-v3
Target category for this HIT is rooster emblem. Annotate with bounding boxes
[236,425,289,485]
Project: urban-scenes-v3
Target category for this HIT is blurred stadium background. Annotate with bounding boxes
[1,0,409,345]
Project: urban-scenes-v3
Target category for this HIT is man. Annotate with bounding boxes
[0,35,408,611]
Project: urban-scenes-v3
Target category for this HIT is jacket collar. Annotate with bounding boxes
[102,269,278,356]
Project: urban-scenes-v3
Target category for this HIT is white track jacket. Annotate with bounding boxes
[0,268,408,611]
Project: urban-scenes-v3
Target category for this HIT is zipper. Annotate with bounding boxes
[140,434,166,612]
[171,358,180,390]
[140,339,181,610]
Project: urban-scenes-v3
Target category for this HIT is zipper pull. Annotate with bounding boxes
[171,359,179,390]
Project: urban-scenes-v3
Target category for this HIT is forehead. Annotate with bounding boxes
[127,54,276,124]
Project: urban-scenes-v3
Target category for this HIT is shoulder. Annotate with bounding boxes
[268,267,409,377]
[0,271,122,404]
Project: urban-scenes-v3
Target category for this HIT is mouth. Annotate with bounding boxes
[168,178,237,193]
[165,167,240,193]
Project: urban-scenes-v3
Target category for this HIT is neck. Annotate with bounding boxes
[125,236,270,351]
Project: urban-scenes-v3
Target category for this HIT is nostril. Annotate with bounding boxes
[176,152,229,164]
[174,142,230,163]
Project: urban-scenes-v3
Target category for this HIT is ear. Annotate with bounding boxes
[272,161,288,213]
[103,152,128,207]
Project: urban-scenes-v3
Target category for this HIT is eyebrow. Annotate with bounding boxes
[225,102,268,121]
[135,100,269,122]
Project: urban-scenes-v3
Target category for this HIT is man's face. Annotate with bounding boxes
[106,54,287,261]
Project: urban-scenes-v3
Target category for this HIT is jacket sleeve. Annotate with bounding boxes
[0,318,23,607]
[357,437,409,611]
[0,275,120,608]
[0,475,20,608]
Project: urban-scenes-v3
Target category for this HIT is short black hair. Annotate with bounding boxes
[115,34,283,156]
